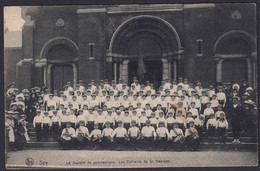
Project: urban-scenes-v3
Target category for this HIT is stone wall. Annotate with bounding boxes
[4,48,22,88]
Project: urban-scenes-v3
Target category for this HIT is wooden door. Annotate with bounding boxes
[51,65,73,91]
[222,59,247,84]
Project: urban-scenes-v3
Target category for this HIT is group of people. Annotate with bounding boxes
[5,77,257,151]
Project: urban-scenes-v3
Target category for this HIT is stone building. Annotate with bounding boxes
[5,3,257,91]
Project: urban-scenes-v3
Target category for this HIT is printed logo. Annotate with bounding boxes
[25,157,34,166]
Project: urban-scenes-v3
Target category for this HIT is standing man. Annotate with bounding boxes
[227,96,245,144]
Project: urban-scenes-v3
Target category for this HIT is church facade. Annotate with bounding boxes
[9,3,257,91]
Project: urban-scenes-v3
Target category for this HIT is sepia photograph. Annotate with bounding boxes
[4,3,258,169]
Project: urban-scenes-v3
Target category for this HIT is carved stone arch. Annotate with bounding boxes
[39,37,79,91]
[40,37,79,59]
[214,30,257,87]
[214,30,256,53]
[109,15,182,54]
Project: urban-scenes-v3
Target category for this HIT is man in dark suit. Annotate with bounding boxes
[227,96,245,144]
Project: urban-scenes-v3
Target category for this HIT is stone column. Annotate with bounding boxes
[161,58,169,80]
[168,62,172,82]
[113,62,117,83]
[216,58,223,83]
[46,64,52,90]
[72,63,78,88]
[245,58,253,87]
[106,52,113,82]
[121,60,130,85]
[173,60,177,80]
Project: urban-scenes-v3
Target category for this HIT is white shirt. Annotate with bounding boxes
[61,127,76,138]
[33,115,43,127]
[89,129,101,139]
[112,127,127,138]
[156,127,169,138]
[206,118,217,129]
[189,108,199,118]
[76,126,89,136]
[169,128,183,138]
[102,128,114,137]
[203,108,214,117]
[216,119,228,129]
[128,126,140,137]
[141,126,155,137]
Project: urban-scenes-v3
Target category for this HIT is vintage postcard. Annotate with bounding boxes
[4,3,258,169]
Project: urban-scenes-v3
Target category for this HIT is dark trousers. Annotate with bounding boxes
[167,124,173,132]
[35,123,42,141]
[207,126,216,137]
[141,137,154,149]
[151,124,157,130]
[42,124,49,141]
[124,123,130,131]
[168,139,185,150]
[58,137,77,149]
[114,137,125,148]
[232,125,241,139]
[140,123,146,130]
[98,123,103,131]
[217,127,227,143]
[87,121,94,133]
[129,137,139,149]
[101,136,112,148]
[218,100,225,106]
[52,122,59,139]
[61,122,66,133]
[157,137,167,149]
[195,125,203,140]
[201,103,207,114]
[77,137,89,148]
[115,122,119,128]
[186,135,200,151]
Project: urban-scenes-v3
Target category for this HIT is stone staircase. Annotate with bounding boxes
[26,123,257,151]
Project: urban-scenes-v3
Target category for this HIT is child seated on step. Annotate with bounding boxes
[141,120,156,151]
[127,120,141,150]
[111,120,127,150]
[76,120,89,149]
[89,122,102,150]
[58,121,77,150]
[101,121,114,149]
[156,121,170,150]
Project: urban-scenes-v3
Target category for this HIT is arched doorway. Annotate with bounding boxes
[40,37,79,91]
[214,31,257,87]
[107,15,183,86]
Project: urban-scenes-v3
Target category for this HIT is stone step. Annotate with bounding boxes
[25,142,257,151]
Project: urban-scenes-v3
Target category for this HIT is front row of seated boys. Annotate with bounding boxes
[58,119,202,151]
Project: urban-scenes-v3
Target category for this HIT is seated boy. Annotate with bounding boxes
[76,120,89,149]
[156,121,170,150]
[101,121,114,149]
[141,120,156,151]
[89,122,102,150]
[169,120,185,150]
[111,120,128,150]
[128,120,141,150]
[58,121,77,150]
[185,120,200,151]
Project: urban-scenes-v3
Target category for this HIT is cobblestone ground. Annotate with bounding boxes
[6,150,258,168]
